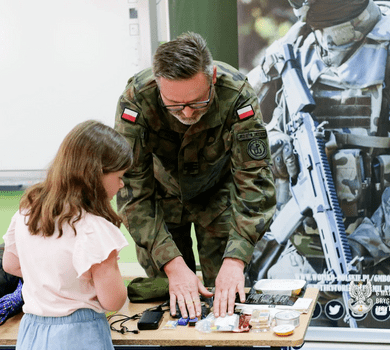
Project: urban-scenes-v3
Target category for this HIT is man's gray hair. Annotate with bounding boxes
[153,32,214,83]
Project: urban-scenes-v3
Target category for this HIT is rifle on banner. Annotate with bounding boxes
[268,44,359,328]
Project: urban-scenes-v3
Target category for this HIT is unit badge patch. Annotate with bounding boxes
[121,108,138,123]
[247,138,267,160]
[237,105,254,120]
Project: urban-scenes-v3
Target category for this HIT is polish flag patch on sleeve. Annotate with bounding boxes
[237,105,254,120]
[121,108,138,123]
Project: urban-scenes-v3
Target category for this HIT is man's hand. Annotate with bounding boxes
[164,256,213,319]
[213,258,245,318]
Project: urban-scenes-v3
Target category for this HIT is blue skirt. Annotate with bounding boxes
[16,309,114,350]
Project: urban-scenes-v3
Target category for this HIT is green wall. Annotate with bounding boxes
[0,192,22,241]
[0,192,24,245]
[168,0,239,68]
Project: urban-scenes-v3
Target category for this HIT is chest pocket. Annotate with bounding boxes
[153,130,181,167]
[202,128,232,164]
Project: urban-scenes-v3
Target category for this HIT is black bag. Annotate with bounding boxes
[0,243,19,298]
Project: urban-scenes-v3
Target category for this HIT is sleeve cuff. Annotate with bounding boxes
[223,238,255,265]
[152,241,183,271]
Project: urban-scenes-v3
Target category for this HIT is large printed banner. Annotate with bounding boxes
[239,0,390,332]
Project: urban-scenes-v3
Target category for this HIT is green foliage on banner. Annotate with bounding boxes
[237,0,296,73]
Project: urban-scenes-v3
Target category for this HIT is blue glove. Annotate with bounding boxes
[0,279,23,325]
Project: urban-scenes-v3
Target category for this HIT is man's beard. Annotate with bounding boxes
[169,108,208,126]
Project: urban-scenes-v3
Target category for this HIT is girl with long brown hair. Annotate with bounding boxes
[3,120,132,349]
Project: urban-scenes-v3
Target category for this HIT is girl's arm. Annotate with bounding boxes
[91,249,127,311]
[2,249,23,278]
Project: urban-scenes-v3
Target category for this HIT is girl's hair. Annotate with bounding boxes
[153,31,214,83]
[20,120,133,237]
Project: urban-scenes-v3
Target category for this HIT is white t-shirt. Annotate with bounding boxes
[3,210,128,317]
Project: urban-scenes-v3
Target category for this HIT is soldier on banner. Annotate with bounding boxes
[246,0,390,286]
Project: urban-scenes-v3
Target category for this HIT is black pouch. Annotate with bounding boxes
[127,277,169,303]
[137,310,164,330]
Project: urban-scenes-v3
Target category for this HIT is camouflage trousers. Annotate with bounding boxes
[135,207,232,287]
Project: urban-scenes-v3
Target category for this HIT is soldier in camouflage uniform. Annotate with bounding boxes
[246,0,390,284]
[114,32,276,320]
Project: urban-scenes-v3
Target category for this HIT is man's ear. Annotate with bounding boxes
[212,65,217,84]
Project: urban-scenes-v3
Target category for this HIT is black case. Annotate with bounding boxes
[137,310,164,330]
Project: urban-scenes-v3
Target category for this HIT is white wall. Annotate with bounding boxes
[0,0,149,173]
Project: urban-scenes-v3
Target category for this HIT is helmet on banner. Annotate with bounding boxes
[288,0,370,28]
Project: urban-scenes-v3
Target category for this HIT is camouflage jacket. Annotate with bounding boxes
[114,61,276,271]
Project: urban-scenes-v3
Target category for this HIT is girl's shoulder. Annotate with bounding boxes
[10,209,28,226]
[73,211,128,250]
[4,210,30,242]
[76,211,122,237]
[72,212,128,278]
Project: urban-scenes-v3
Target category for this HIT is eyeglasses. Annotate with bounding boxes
[160,84,213,112]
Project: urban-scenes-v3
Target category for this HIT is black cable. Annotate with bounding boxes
[108,301,170,334]
[108,313,141,334]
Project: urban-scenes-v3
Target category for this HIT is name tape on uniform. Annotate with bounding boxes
[121,108,138,123]
[237,130,267,141]
[237,105,254,120]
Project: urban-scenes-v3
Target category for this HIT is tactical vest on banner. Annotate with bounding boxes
[294,8,390,220]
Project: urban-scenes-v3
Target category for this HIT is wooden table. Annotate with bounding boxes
[0,288,319,349]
